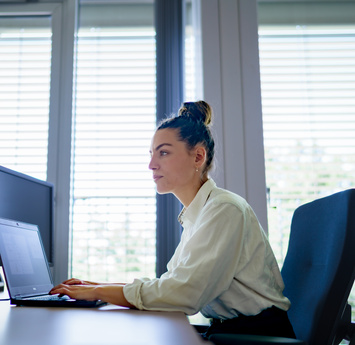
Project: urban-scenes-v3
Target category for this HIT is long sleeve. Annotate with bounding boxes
[123,179,290,318]
[124,199,245,314]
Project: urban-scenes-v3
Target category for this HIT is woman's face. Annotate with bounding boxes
[149,128,198,200]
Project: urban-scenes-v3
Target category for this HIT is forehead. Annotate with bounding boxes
[150,128,180,150]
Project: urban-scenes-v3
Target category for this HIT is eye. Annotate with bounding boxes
[160,150,168,156]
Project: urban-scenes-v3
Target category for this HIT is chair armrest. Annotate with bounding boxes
[338,304,355,345]
[346,322,355,345]
[208,334,306,345]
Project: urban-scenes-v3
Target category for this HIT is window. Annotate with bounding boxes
[259,23,355,262]
[0,1,188,285]
[0,15,52,180]
[258,1,355,322]
[70,3,156,282]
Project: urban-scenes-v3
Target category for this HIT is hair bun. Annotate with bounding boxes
[178,101,212,126]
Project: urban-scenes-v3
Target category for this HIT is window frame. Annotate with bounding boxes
[70,3,158,281]
[0,0,187,284]
[0,2,74,283]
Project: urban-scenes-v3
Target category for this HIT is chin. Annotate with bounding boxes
[156,189,169,195]
[155,185,172,195]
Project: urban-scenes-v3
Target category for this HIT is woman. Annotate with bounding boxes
[51,101,295,339]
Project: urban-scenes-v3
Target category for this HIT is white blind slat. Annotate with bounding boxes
[71,18,157,282]
[0,22,51,181]
[259,25,355,268]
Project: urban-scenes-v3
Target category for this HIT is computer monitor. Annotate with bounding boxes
[0,165,54,266]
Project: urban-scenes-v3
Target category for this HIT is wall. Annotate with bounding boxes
[199,0,268,230]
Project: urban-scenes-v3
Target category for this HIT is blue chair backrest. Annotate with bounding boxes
[281,189,355,345]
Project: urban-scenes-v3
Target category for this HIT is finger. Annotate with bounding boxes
[52,287,78,300]
[62,278,83,285]
[49,286,61,295]
[50,284,70,295]
[50,283,64,292]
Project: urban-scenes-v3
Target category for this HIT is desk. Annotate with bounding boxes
[0,302,208,345]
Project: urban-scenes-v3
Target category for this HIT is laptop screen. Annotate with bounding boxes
[0,218,53,298]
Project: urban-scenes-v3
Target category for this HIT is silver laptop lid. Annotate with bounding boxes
[0,218,53,298]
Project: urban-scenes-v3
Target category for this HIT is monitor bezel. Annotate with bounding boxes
[0,165,55,266]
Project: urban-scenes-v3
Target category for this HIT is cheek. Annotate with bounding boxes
[174,160,195,179]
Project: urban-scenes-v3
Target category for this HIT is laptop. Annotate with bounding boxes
[0,217,106,308]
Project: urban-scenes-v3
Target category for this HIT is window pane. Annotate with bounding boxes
[258,23,355,321]
[70,3,156,282]
[0,16,51,180]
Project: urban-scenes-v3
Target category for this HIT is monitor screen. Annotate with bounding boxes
[0,165,54,266]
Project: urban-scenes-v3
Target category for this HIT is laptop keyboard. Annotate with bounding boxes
[26,294,69,301]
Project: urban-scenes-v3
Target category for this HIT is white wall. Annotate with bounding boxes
[199,0,268,231]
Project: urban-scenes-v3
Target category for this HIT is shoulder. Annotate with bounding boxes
[207,186,250,212]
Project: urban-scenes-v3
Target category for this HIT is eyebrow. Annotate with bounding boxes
[150,143,173,153]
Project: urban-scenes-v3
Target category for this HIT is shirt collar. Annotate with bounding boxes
[178,178,216,226]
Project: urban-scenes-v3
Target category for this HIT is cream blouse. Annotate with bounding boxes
[123,179,291,319]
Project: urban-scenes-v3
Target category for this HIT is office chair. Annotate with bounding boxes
[209,189,355,345]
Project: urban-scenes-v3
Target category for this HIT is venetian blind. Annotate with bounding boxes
[0,17,51,180]
[259,24,355,323]
[258,25,355,263]
[70,4,157,282]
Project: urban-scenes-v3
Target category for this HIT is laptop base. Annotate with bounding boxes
[11,298,107,308]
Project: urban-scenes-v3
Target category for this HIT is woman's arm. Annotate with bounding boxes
[60,278,126,286]
[123,202,246,314]
[50,280,134,308]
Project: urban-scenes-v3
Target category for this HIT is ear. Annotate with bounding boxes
[194,146,206,169]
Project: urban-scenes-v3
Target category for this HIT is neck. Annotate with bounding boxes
[175,176,208,207]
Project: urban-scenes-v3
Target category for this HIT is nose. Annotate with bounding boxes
[148,154,157,170]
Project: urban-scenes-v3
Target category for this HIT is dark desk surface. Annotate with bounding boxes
[0,301,208,345]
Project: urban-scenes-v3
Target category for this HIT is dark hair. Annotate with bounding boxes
[157,101,215,175]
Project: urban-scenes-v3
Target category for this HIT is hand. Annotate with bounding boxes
[50,282,100,301]
[60,278,100,286]
[61,278,126,286]
[50,279,134,308]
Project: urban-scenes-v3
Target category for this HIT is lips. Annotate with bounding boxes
[153,175,162,182]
